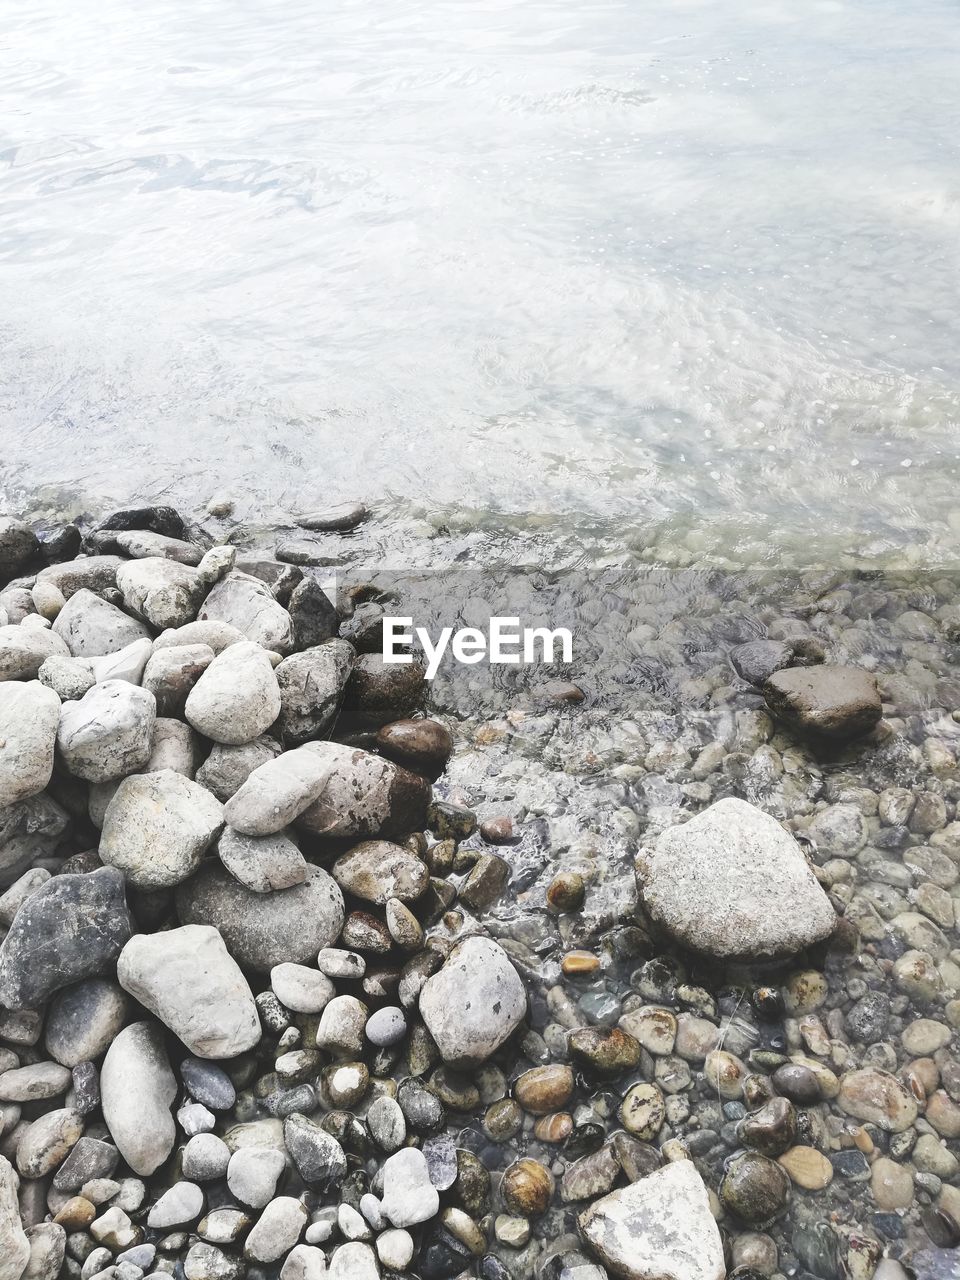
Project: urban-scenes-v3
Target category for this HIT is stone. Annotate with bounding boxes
[459,853,510,912]
[154,619,246,653]
[0,1061,70,1101]
[16,1108,84,1178]
[115,529,203,564]
[197,735,282,802]
[578,1160,724,1280]
[283,1114,347,1189]
[217,827,308,894]
[199,572,294,653]
[90,635,153,685]
[147,1182,204,1228]
[146,715,204,776]
[0,682,60,807]
[51,1137,118,1190]
[227,1147,285,1209]
[142,644,214,716]
[45,980,127,1068]
[731,640,794,686]
[288,578,339,649]
[502,1157,554,1216]
[0,868,132,1009]
[177,862,344,971]
[316,995,368,1057]
[619,1007,677,1056]
[271,963,335,1014]
[419,936,526,1068]
[0,625,69,681]
[37,654,95,701]
[367,1095,406,1153]
[739,1097,796,1156]
[0,518,38,577]
[871,1157,914,1211]
[375,718,453,780]
[298,503,367,532]
[244,1197,308,1263]
[560,1144,621,1203]
[52,590,151,658]
[36,555,122,598]
[56,680,156,783]
[118,926,261,1058]
[184,1242,244,1280]
[764,665,882,738]
[636,797,836,960]
[181,1059,236,1110]
[381,1147,440,1228]
[223,742,338,835]
[777,1146,833,1190]
[332,841,428,904]
[0,1154,30,1280]
[0,867,49,927]
[185,642,282,745]
[281,1244,328,1280]
[846,991,891,1042]
[343,653,425,728]
[100,1022,177,1176]
[275,641,354,746]
[618,1083,666,1140]
[295,743,431,841]
[365,1006,406,1047]
[837,1068,918,1132]
[116,556,204,630]
[100,770,224,888]
[569,1026,642,1077]
[385,898,423,950]
[328,1242,379,1280]
[719,1152,790,1223]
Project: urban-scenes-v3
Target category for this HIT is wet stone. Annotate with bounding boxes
[568,1026,641,1077]
[720,1153,791,1224]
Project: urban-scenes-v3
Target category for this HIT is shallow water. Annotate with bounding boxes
[3,0,960,565]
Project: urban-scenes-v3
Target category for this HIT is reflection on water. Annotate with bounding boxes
[2,0,960,565]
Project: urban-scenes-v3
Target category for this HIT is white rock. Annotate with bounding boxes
[0,624,69,681]
[419,936,527,1068]
[376,1228,413,1271]
[146,718,204,777]
[57,681,156,783]
[100,1022,177,1176]
[271,964,335,1014]
[196,736,282,802]
[280,1244,328,1280]
[37,654,95,701]
[0,1154,29,1280]
[199,573,295,654]
[90,637,153,685]
[316,996,368,1058]
[185,642,281,745]
[224,743,338,836]
[147,1181,204,1228]
[100,770,225,888]
[635,797,837,961]
[227,1147,285,1209]
[245,1197,308,1263]
[274,641,354,746]
[578,1161,725,1280]
[52,590,151,658]
[143,644,215,716]
[328,1243,379,1280]
[183,1133,231,1182]
[117,557,205,630]
[0,682,60,807]
[118,925,261,1059]
[36,557,122,599]
[218,828,308,894]
[154,620,247,654]
[116,530,204,565]
[380,1148,439,1228]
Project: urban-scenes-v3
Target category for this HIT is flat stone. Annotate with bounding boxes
[578,1160,725,1280]
[0,868,132,1009]
[274,641,354,746]
[56,680,156,783]
[0,1061,70,1102]
[181,1059,237,1110]
[223,742,338,836]
[271,963,335,1014]
[419,936,527,1068]
[0,681,60,807]
[51,1137,119,1190]
[100,769,224,888]
[217,827,308,894]
[45,980,127,1069]
[177,862,344,971]
[185,642,282,745]
[147,1181,205,1228]
[36,556,123,599]
[298,503,367,532]
[115,530,204,564]
[118,925,261,1058]
[227,1147,285,1209]
[90,635,153,685]
[636,797,837,961]
[375,718,453,781]
[100,1022,178,1176]
[52,590,151,658]
[731,640,794,686]
[332,840,429,905]
[296,743,431,842]
[154,620,247,653]
[16,1107,84,1178]
[764,665,882,739]
[244,1197,308,1263]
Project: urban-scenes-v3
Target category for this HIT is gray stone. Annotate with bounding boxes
[37,654,95,701]
[198,572,294,653]
[764,665,882,739]
[57,680,156,783]
[52,591,151,658]
[223,743,339,836]
[115,531,203,565]
[185,642,282,746]
[332,841,428,905]
[0,625,69,681]
[36,556,123,599]
[145,717,204,777]
[0,868,50,927]
[51,1137,119,1190]
[0,868,132,1009]
[283,1114,347,1189]
[117,926,261,1059]
[184,1242,244,1280]
[298,504,367,532]
[295,742,430,841]
[636,797,837,961]
[380,1147,439,1228]
[154,620,246,654]
[0,1061,71,1101]
[226,1146,286,1210]
[100,1022,177,1176]
[244,1197,308,1263]
[16,1107,84,1178]
[837,1068,919,1132]
[176,862,344,971]
[328,1243,378,1280]
[0,682,60,807]
[196,736,283,803]
[578,1160,725,1280]
[367,1095,406,1153]
[0,793,68,887]
[183,1134,231,1182]
[90,636,153,685]
[271,964,335,1014]
[366,1006,406,1048]
[147,1182,204,1229]
[0,1154,29,1280]
[0,519,38,579]
[22,1222,66,1280]
[280,1244,328,1280]
[100,770,224,889]
[180,1060,236,1111]
[274,641,354,746]
[116,557,205,630]
[217,828,308,894]
[142,645,214,717]
[316,995,367,1057]
[419,936,527,1068]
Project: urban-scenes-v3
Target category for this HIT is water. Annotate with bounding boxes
[3,0,960,566]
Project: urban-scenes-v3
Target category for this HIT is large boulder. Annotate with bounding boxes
[176,863,344,971]
[99,770,224,889]
[0,868,132,1009]
[118,926,261,1059]
[100,1022,177,1176]
[635,797,837,961]
[0,682,60,808]
[185,642,281,745]
[57,680,156,783]
[763,665,881,738]
[418,937,526,1068]
[578,1160,725,1280]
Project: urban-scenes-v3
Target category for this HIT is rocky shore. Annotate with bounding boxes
[0,507,958,1280]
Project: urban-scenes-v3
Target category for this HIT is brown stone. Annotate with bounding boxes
[777,1145,833,1190]
[502,1158,554,1216]
[375,719,453,780]
[514,1065,574,1115]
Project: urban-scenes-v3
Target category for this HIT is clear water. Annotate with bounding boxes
[2,0,960,566]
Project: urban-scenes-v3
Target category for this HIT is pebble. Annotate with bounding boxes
[720,1152,790,1223]
[218,828,309,894]
[377,1227,415,1270]
[100,1022,177,1177]
[183,1134,231,1182]
[837,1067,919,1132]
[226,1148,286,1209]
[381,1147,440,1227]
[501,1158,554,1216]
[419,936,527,1068]
[244,1197,308,1263]
[147,1182,204,1229]
[777,1145,833,1190]
[271,963,335,1014]
[870,1157,914,1210]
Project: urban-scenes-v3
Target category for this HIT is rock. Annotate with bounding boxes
[381,1147,440,1227]
[368,1095,406,1153]
[569,1026,641,1077]
[22,1222,66,1280]
[100,1022,177,1176]
[561,1144,621,1203]
[147,1181,204,1228]
[0,519,38,578]
[764,665,882,738]
[199,572,294,653]
[56,680,156,783]
[0,1061,71,1101]
[731,640,794,686]
[37,654,95,701]
[274,641,354,746]
[514,1065,574,1115]
[578,1160,724,1280]
[328,1242,379,1280]
[154,619,246,652]
[90,635,153,685]
[386,898,423,950]
[51,1136,118,1190]
[837,1068,918,1132]
[118,926,261,1058]
[281,1244,329,1280]
[218,827,308,893]
[227,1147,285,1209]
[223,742,338,835]
[0,625,70,681]
[146,715,204,776]
[332,841,428,904]
[419,936,526,1068]
[100,770,224,889]
[183,1133,231,1182]
[546,870,585,913]
[0,867,49,927]
[777,1145,833,1190]
[365,1006,406,1047]
[271,963,335,1014]
[459,853,510,912]
[375,718,453,781]
[739,1097,797,1156]
[636,797,837,960]
[343,653,425,728]
[16,1107,84,1178]
[287,578,339,650]
[185,642,282,745]
[0,682,60,807]
[618,1083,666,1140]
[871,1156,914,1210]
[116,556,203,630]
[115,530,203,564]
[298,503,367,532]
[719,1152,790,1223]
[283,1114,347,1189]
[846,991,891,1042]
[0,868,132,1008]
[36,556,123,599]
[316,995,368,1057]
[52,590,151,657]
[245,1196,308,1263]
[177,862,344,971]
[181,1059,236,1110]
[142,644,214,716]
[0,1154,29,1280]
[184,1242,244,1280]
[196,735,282,802]
[297,743,431,841]
[92,504,186,542]
[502,1158,554,1216]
